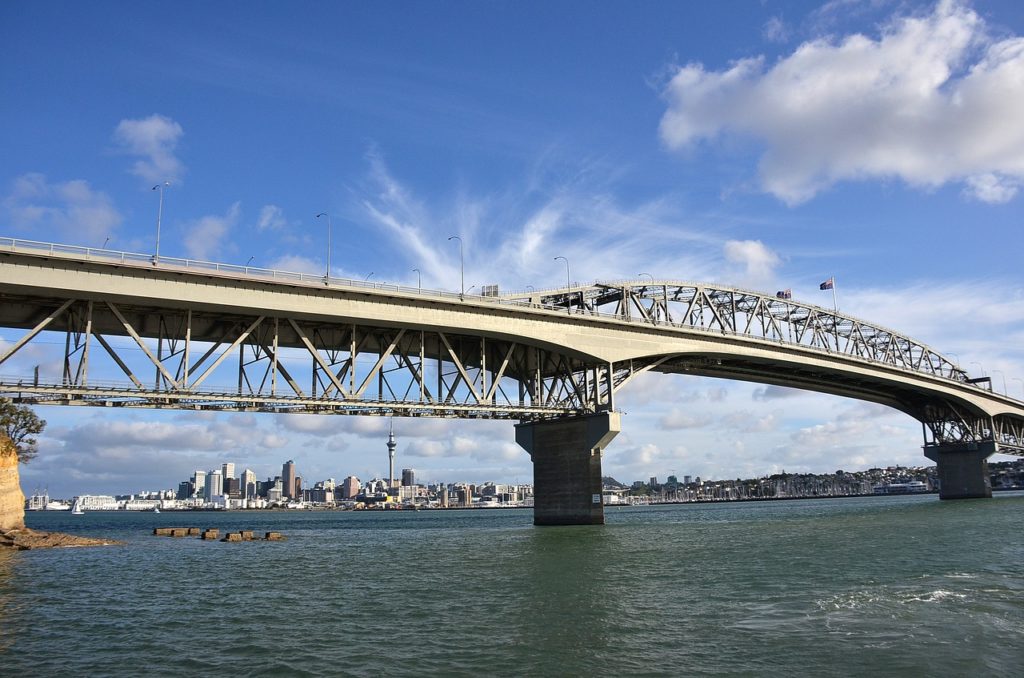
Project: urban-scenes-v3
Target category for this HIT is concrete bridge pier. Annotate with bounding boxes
[923,441,996,499]
[516,411,620,526]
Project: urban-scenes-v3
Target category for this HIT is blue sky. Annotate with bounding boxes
[2,0,1023,497]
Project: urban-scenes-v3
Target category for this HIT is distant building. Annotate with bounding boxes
[205,469,223,501]
[222,462,235,481]
[387,420,397,488]
[241,469,257,499]
[282,460,296,499]
[192,470,207,497]
[402,468,415,487]
[341,476,360,499]
[223,477,241,499]
[176,481,192,500]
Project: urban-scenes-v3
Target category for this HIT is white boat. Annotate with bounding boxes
[70,497,84,515]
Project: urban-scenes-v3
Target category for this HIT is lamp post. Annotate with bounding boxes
[448,235,464,297]
[639,272,653,283]
[412,268,421,291]
[365,272,375,281]
[152,181,170,264]
[970,361,985,376]
[991,369,1008,395]
[554,256,570,313]
[316,212,332,283]
[1012,377,1024,399]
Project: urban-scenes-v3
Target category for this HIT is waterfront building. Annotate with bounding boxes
[402,468,415,487]
[75,495,119,510]
[341,476,360,499]
[241,469,257,499]
[176,481,191,500]
[222,462,235,481]
[224,477,241,498]
[192,470,207,497]
[282,460,296,499]
[205,469,223,502]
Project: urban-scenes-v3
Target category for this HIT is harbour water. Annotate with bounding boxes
[3,493,1022,676]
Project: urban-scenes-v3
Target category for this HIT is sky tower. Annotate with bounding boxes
[387,418,397,488]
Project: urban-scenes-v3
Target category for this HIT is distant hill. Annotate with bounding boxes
[602,476,628,490]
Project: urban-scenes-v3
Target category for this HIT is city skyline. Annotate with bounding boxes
[4,1,1024,497]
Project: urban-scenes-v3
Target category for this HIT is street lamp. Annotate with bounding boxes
[152,181,170,264]
[554,256,570,313]
[412,268,421,291]
[1012,377,1024,399]
[246,256,254,267]
[448,235,464,297]
[365,272,375,281]
[991,369,1008,395]
[970,361,985,376]
[639,272,653,283]
[316,212,332,283]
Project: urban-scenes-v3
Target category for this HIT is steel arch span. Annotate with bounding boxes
[0,238,1022,468]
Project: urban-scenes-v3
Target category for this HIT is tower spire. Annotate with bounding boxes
[387,417,397,489]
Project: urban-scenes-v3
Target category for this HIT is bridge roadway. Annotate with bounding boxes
[1,238,1022,524]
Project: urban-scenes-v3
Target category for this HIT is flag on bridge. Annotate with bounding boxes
[819,277,834,290]
[776,289,792,299]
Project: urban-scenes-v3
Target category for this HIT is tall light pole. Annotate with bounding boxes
[316,212,332,283]
[412,268,421,291]
[639,272,653,283]
[448,235,463,297]
[555,256,570,313]
[152,181,170,264]
[970,361,985,376]
[1012,377,1024,399]
[991,369,1008,395]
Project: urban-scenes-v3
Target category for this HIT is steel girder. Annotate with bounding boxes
[0,296,614,418]
[524,281,966,382]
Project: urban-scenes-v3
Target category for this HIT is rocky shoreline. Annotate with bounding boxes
[0,527,123,550]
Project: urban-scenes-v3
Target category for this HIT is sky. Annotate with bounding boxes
[2,0,1023,497]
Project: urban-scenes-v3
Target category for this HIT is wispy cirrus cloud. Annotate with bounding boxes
[660,0,1024,204]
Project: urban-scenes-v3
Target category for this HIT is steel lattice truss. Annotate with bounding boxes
[525,281,966,381]
[0,298,614,419]
[921,401,1024,455]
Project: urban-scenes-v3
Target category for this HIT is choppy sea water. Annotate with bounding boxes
[2,493,1021,676]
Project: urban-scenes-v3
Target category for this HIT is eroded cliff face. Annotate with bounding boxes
[0,436,25,532]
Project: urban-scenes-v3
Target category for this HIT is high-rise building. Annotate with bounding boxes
[222,462,235,481]
[341,476,360,499]
[282,460,296,499]
[387,419,397,488]
[402,468,416,487]
[192,470,207,497]
[224,477,241,498]
[205,469,223,501]
[241,468,257,499]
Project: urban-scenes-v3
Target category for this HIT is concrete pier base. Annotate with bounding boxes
[923,442,995,499]
[516,411,620,526]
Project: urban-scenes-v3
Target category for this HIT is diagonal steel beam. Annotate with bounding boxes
[0,299,75,366]
[106,301,181,390]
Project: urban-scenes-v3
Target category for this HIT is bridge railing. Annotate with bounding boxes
[0,236,996,394]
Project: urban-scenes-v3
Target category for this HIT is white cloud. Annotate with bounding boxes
[723,239,781,283]
[183,201,241,260]
[257,204,288,231]
[658,408,713,430]
[762,16,790,43]
[113,114,185,184]
[267,254,323,275]
[2,173,122,243]
[660,0,1024,204]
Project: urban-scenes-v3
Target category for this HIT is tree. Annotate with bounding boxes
[0,399,46,463]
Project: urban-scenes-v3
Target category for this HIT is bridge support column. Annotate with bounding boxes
[923,442,995,500]
[516,411,620,526]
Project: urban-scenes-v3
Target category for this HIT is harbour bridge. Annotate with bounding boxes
[1,237,1022,524]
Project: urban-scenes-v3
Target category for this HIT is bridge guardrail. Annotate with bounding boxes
[0,235,999,395]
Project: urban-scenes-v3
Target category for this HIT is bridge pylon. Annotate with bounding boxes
[515,411,620,525]
[923,442,995,500]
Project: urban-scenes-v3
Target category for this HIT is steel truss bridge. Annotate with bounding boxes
[1,237,1022,457]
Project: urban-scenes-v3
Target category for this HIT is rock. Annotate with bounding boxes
[0,436,25,532]
[221,532,242,542]
[201,529,219,540]
[239,530,254,541]
[264,531,286,541]
[0,527,122,550]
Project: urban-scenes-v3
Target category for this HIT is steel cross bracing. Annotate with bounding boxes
[515,281,1024,456]
[526,281,967,382]
[0,298,615,419]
